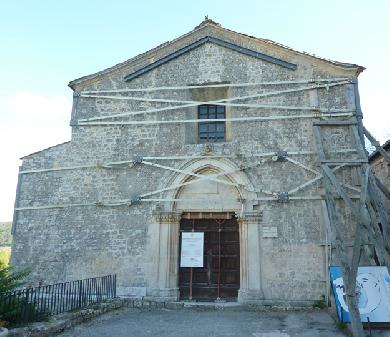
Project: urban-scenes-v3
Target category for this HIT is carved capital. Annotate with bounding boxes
[153,211,181,224]
[237,211,262,224]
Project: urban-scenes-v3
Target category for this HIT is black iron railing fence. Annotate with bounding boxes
[0,274,116,323]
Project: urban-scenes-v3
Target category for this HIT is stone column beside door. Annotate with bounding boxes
[149,211,181,301]
[237,211,264,303]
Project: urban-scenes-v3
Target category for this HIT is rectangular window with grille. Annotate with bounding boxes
[198,104,225,143]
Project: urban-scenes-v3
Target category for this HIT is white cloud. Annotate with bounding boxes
[0,91,72,221]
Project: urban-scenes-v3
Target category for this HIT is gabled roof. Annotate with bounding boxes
[68,18,364,89]
[123,35,297,82]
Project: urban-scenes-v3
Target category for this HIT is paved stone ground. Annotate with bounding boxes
[57,307,353,337]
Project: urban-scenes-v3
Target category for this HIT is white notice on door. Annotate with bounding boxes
[180,232,204,267]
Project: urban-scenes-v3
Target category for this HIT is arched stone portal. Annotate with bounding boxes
[147,158,263,302]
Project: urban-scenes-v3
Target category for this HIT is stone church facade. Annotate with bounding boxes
[11,19,365,305]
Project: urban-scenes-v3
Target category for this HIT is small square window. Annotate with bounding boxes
[198,105,226,143]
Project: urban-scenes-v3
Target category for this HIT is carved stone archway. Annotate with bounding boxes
[147,157,264,302]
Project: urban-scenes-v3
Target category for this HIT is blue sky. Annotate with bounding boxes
[0,0,389,220]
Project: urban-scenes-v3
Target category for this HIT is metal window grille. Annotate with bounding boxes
[198,105,226,143]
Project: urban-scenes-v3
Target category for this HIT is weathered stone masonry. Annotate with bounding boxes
[11,19,365,305]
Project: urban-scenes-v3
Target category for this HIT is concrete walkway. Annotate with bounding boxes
[57,307,350,337]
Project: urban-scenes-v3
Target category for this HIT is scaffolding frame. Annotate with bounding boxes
[313,78,390,336]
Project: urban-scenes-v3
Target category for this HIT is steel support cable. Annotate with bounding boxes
[15,194,365,211]
[287,165,344,195]
[285,156,321,175]
[77,81,351,123]
[141,160,241,188]
[80,93,354,113]
[137,159,360,200]
[286,161,360,195]
[15,160,364,211]
[81,77,351,94]
[78,112,354,126]
[15,160,269,211]
[139,159,274,199]
[17,155,363,209]
[18,149,357,175]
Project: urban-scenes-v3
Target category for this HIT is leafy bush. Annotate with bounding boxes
[0,265,28,296]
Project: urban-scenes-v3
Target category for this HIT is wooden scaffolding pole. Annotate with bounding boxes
[314,124,365,337]
[313,77,390,337]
